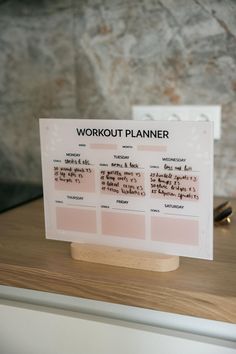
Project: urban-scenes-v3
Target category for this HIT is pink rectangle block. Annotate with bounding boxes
[138,145,167,152]
[150,173,199,202]
[151,216,199,245]
[100,170,145,197]
[102,211,145,239]
[55,168,95,193]
[56,207,97,234]
[90,144,117,150]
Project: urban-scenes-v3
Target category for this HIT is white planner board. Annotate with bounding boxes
[40,119,213,259]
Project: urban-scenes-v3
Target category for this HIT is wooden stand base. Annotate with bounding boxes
[71,243,179,272]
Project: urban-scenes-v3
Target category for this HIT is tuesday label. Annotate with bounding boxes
[40,119,213,259]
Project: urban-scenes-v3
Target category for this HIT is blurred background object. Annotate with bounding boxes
[0,182,42,213]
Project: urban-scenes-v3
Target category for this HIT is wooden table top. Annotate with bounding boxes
[0,198,236,323]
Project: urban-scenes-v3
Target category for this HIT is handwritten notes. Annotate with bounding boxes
[40,119,213,259]
[54,166,95,193]
[150,172,199,201]
[100,170,145,197]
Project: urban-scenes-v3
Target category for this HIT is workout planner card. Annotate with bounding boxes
[40,119,213,259]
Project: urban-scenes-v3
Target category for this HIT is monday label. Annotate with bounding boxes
[40,119,213,259]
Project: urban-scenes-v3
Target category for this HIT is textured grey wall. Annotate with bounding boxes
[0,0,236,196]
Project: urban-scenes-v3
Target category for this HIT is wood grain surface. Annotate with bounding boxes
[71,243,180,272]
[0,198,236,323]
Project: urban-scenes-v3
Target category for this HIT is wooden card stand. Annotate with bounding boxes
[71,243,179,272]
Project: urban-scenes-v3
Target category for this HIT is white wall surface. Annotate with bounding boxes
[0,302,235,354]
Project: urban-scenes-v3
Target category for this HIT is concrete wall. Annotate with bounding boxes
[0,0,236,196]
